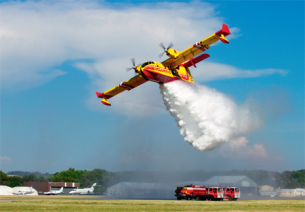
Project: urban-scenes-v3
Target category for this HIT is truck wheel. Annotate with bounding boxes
[186,196,191,200]
[177,197,182,200]
[196,196,201,201]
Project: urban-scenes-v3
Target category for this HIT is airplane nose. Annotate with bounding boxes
[142,68,154,79]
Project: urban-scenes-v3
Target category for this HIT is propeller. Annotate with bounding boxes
[126,58,137,72]
[126,58,142,76]
[158,42,174,58]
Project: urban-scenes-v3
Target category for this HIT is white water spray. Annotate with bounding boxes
[160,81,263,151]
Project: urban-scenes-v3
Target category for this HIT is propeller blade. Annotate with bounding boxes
[131,58,135,67]
[126,67,134,72]
[167,42,174,49]
[159,42,166,50]
[158,52,165,58]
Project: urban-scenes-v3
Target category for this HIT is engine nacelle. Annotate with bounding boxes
[166,48,179,59]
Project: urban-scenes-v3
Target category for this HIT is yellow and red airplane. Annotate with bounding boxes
[96,24,230,106]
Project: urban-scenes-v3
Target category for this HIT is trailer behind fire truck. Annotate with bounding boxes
[175,185,224,201]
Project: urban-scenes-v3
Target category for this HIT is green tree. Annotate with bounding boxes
[80,169,120,193]
[22,173,39,182]
[0,171,9,185]
[15,173,49,184]
[80,169,106,191]
[51,168,87,182]
[8,176,23,187]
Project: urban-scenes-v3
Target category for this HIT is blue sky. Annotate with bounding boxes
[0,0,304,173]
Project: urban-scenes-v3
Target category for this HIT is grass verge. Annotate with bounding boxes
[0,199,304,211]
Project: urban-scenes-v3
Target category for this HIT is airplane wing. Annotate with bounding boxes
[96,74,147,106]
[161,24,230,68]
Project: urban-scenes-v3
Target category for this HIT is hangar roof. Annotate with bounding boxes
[204,176,257,187]
[0,185,14,195]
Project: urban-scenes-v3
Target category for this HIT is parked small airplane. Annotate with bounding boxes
[69,183,96,195]
[44,187,64,195]
[13,187,34,195]
[96,24,231,106]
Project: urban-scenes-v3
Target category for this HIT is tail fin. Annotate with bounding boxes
[59,187,63,192]
[91,183,97,188]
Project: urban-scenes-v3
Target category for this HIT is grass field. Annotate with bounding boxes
[0,197,304,212]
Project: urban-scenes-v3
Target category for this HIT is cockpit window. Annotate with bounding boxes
[142,61,154,67]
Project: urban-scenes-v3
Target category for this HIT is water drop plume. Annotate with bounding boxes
[160,81,263,151]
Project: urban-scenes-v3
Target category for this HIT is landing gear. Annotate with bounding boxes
[171,69,178,76]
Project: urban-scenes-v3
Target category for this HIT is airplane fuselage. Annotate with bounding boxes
[69,188,93,195]
[136,61,194,84]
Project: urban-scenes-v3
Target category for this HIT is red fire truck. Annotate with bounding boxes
[223,187,240,201]
[175,185,224,201]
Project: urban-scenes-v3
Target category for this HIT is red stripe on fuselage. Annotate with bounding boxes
[142,66,179,83]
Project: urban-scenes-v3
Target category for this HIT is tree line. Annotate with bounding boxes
[1,168,304,192]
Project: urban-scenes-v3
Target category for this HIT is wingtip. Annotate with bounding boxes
[101,99,111,106]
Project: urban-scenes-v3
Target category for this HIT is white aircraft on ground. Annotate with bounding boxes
[44,187,64,195]
[13,187,34,195]
[69,183,96,195]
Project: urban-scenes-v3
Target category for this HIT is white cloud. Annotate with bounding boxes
[0,0,287,115]
[193,62,287,82]
[0,156,12,164]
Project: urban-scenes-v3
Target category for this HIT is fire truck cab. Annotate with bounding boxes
[223,187,240,201]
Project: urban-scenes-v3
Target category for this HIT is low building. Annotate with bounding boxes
[277,189,296,197]
[258,185,275,196]
[203,176,257,196]
[260,190,276,196]
[23,182,79,194]
[295,188,305,196]
[277,188,305,197]
[258,185,274,191]
[107,182,173,199]
[7,175,22,177]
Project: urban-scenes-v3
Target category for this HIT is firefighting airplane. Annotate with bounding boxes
[96,24,230,106]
